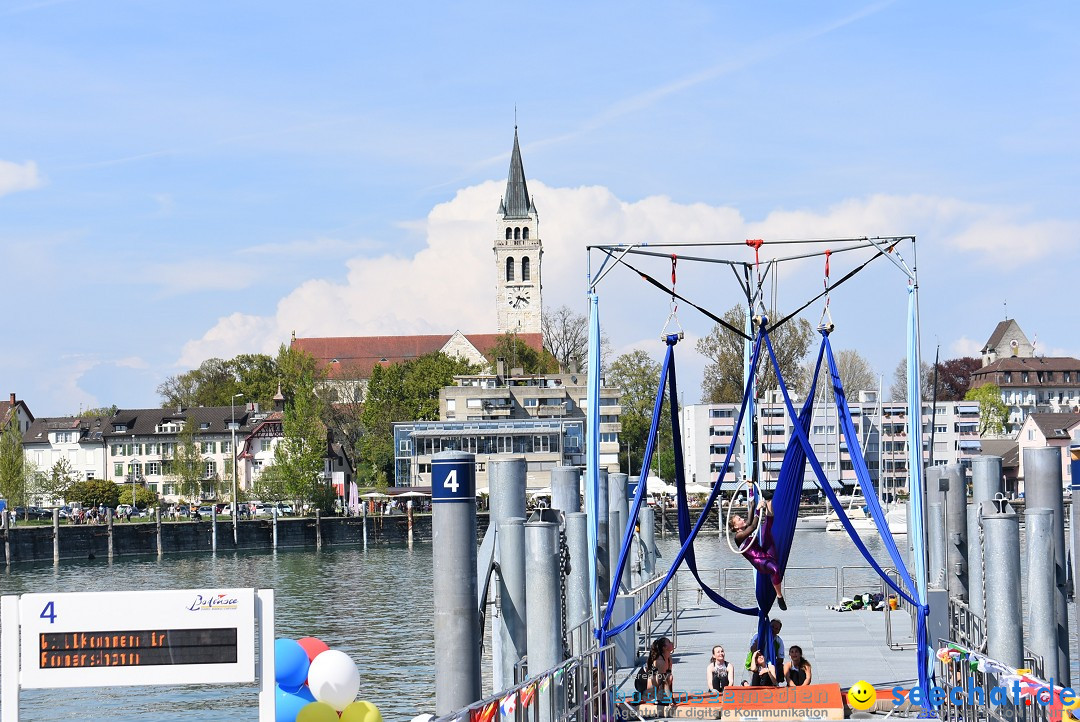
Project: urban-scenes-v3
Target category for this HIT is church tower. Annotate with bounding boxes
[495,128,542,336]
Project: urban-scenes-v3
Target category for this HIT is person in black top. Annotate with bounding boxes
[748,650,777,687]
[784,645,812,686]
[706,645,734,695]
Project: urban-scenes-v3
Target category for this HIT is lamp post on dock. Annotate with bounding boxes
[231,393,243,543]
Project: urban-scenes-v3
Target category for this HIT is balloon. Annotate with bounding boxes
[296,701,341,722]
[307,649,361,711]
[341,700,383,722]
[409,715,435,722]
[275,639,311,689]
[298,637,331,663]
[276,684,316,722]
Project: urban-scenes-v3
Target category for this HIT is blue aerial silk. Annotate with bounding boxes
[586,293,602,631]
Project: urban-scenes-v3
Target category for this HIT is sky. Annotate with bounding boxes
[2,1,1079,417]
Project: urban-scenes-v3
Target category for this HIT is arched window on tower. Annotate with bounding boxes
[522,257,531,281]
[522,227,529,239]
[505,228,512,240]
[506,257,515,282]
[514,227,521,240]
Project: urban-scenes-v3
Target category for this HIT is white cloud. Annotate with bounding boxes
[948,336,982,358]
[178,183,1080,385]
[0,160,42,197]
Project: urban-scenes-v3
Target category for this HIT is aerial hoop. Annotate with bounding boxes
[725,478,764,555]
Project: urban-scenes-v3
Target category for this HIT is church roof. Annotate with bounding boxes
[499,128,533,220]
[292,333,544,379]
[981,319,1028,354]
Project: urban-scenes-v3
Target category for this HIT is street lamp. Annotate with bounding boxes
[131,433,137,519]
[231,393,243,542]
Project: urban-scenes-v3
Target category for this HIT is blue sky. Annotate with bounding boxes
[2,1,1079,416]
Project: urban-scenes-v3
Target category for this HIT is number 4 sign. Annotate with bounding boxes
[431,452,474,504]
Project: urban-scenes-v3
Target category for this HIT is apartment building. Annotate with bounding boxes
[682,392,982,495]
[393,369,621,489]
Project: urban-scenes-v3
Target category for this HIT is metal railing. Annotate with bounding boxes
[884,568,919,650]
[625,570,679,659]
[433,643,618,722]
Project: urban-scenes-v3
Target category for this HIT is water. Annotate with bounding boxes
[0,546,438,721]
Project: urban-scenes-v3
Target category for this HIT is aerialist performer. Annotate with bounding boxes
[729,498,787,610]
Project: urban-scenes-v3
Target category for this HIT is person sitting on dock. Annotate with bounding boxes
[706,645,734,696]
[639,637,674,700]
[729,499,787,610]
[783,645,812,686]
[748,619,785,673]
[748,650,777,686]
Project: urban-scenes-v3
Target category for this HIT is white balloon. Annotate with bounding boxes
[410,716,435,722]
[307,650,360,712]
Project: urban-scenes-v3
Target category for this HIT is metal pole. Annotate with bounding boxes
[925,466,945,588]
[489,455,526,691]
[232,392,242,546]
[564,512,590,632]
[982,499,1023,669]
[211,505,217,553]
[315,509,322,550]
[609,472,630,594]
[1071,447,1080,604]
[52,508,59,564]
[155,507,162,557]
[107,507,114,560]
[272,507,278,550]
[1027,508,1059,683]
[526,520,563,722]
[639,506,656,577]
[498,517,527,688]
[431,451,481,716]
[596,468,610,608]
[968,455,1003,617]
[1024,446,1070,685]
[550,465,581,514]
[943,463,968,601]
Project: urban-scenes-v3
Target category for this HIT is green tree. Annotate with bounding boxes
[607,350,674,481]
[252,465,289,504]
[359,351,479,486]
[171,415,205,504]
[274,371,328,511]
[485,333,558,374]
[965,384,1009,435]
[696,306,814,403]
[0,417,26,510]
[79,405,118,417]
[32,458,77,505]
[117,485,159,510]
[67,480,120,509]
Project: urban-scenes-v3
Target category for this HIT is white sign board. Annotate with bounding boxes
[16,588,256,689]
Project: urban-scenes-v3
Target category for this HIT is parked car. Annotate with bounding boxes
[196,506,215,518]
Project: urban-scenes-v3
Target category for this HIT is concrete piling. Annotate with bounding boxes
[1027,508,1059,683]
[550,465,581,513]
[498,518,527,688]
[489,455,527,691]
[968,455,1003,617]
[564,512,591,632]
[525,520,563,722]
[943,463,968,601]
[982,498,1023,669]
[609,472,630,594]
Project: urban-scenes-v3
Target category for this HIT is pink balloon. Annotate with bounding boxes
[297,637,331,663]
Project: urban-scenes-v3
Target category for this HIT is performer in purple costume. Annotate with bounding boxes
[729,499,787,610]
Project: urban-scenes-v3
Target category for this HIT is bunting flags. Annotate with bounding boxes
[469,700,497,722]
[519,682,536,708]
[499,691,517,717]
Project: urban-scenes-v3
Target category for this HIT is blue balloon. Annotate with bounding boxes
[275,638,311,689]
[276,684,316,722]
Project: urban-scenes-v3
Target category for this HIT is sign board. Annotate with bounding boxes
[431,454,475,504]
[17,588,255,688]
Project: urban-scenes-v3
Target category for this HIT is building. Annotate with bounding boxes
[682,392,982,495]
[1,393,34,434]
[1015,413,1080,486]
[291,128,546,404]
[292,331,542,404]
[981,319,1034,366]
[970,356,1080,433]
[22,416,108,488]
[393,367,621,489]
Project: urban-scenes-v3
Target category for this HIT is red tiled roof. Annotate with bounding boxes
[292,333,543,379]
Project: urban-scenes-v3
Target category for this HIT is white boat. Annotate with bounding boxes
[825,507,876,532]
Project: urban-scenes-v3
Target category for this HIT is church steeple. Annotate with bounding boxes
[500,127,533,220]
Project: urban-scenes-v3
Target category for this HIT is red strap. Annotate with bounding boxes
[824,249,832,288]
[671,254,678,288]
[746,239,764,267]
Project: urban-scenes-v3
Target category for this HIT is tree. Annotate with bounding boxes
[809,349,877,400]
[965,384,1009,435]
[696,306,814,403]
[934,357,981,401]
[274,371,327,511]
[542,304,611,373]
[251,465,289,504]
[889,358,935,402]
[79,405,118,417]
[66,480,120,509]
[0,417,26,510]
[606,350,675,481]
[117,485,159,509]
[32,458,77,505]
[171,414,205,504]
[485,333,558,374]
[359,352,479,487]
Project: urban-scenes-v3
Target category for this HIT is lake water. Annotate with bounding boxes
[1,524,1077,720]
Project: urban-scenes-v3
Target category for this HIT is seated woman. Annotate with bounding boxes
[748,650,777,687]
[635,637,674,702]
[729,498,786,610]
[706,645,735,696]
[783,645,812,686]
